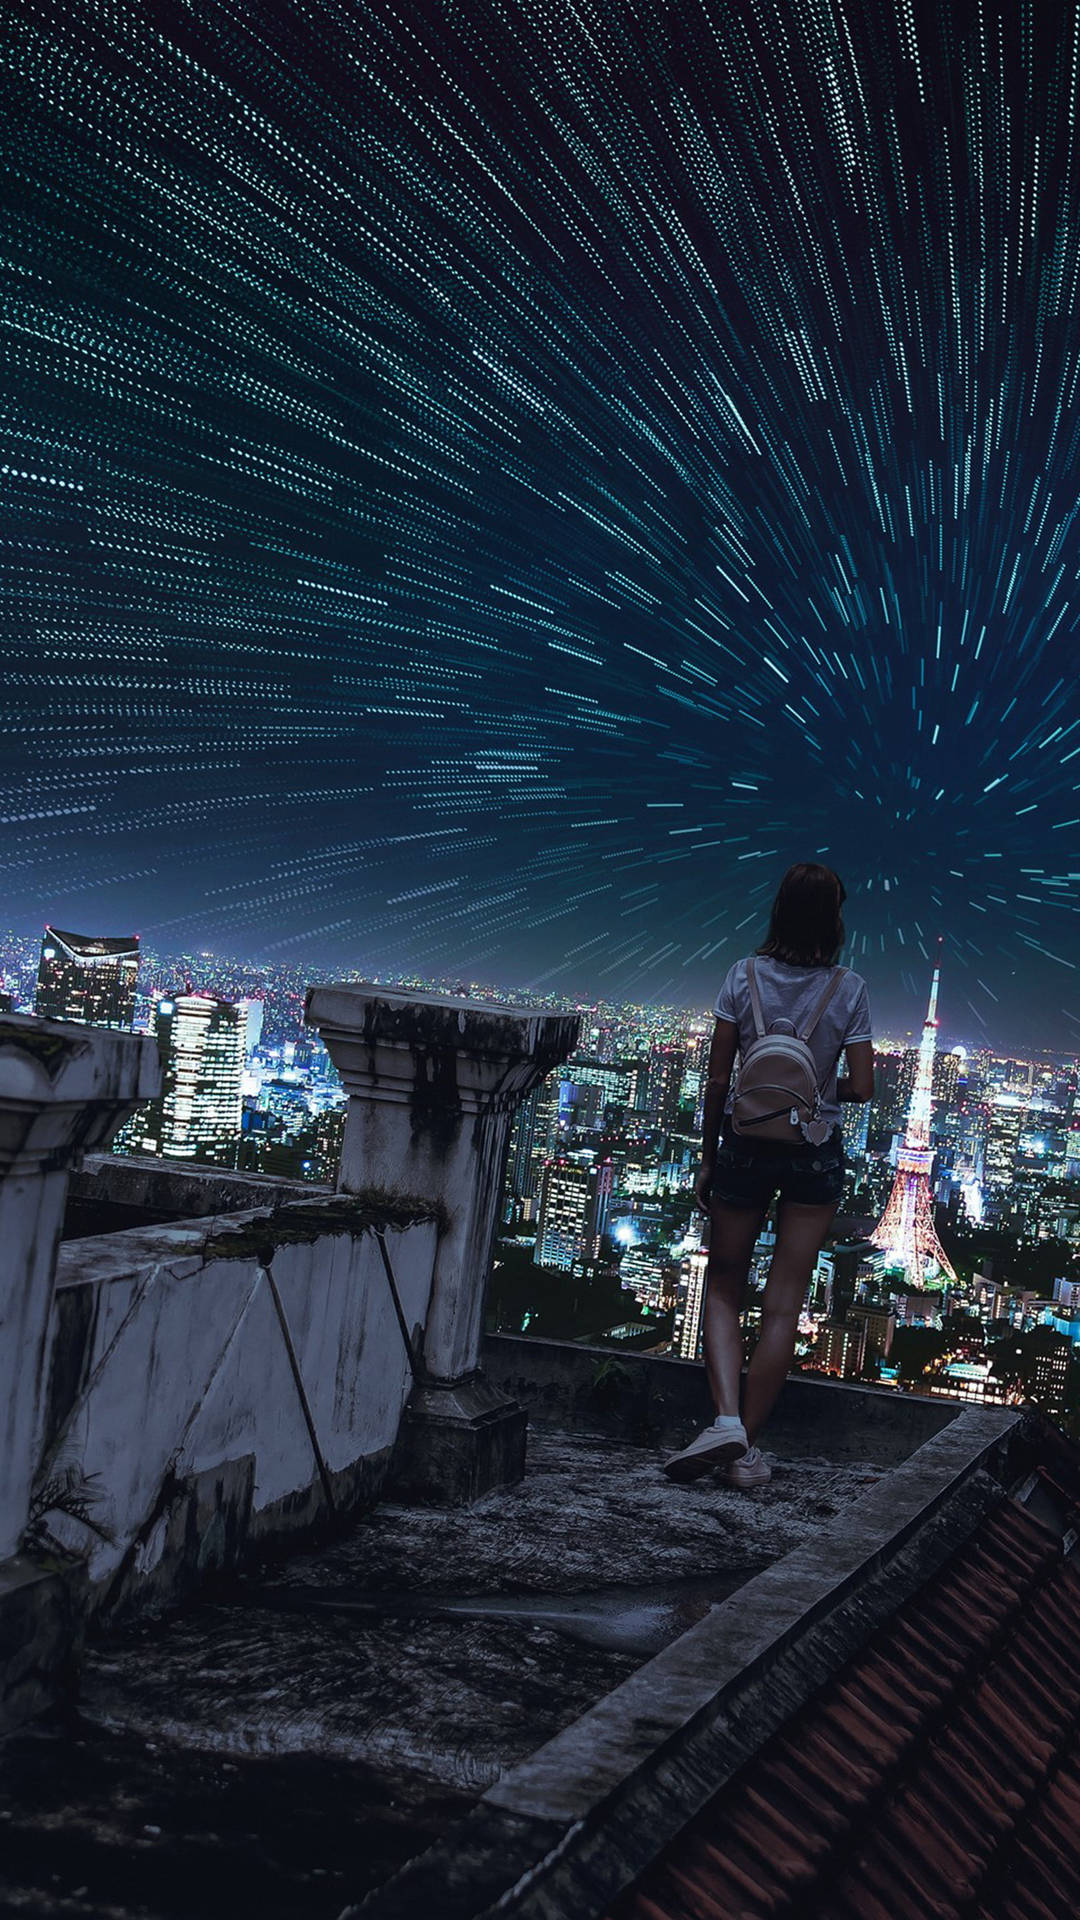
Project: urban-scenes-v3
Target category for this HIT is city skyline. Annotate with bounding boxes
[1,0,1078,1045]
[1,918,1075,1063]
[9,908,1079,1409]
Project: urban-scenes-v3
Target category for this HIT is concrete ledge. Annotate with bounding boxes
[64,1154,321,1240]
[482,1331,960,1462]
[347,1407,1021,1920]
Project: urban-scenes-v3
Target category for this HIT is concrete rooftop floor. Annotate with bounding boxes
[0,1429,886,1919]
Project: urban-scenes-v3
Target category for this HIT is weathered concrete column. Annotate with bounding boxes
[0,1016,161,1561]
[305,985,579,1501]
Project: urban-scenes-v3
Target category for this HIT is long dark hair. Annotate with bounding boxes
[758,863,846,967]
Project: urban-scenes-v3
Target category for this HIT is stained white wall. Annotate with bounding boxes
[43,1207,439,1595]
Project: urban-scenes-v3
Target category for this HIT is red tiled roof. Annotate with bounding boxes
[608,1500,1078,1920]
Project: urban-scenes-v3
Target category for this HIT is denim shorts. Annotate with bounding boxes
[710,1123,845,1210]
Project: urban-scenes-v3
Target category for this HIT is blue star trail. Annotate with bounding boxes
[1,0,1078,1039]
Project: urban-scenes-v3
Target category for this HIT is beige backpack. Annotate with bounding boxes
[731,958,845,1146]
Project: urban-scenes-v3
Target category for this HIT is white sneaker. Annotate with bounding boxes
[663,1415,748,1482]
[719,1445,772,1489]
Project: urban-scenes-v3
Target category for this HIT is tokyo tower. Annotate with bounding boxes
[871,959,957,1285]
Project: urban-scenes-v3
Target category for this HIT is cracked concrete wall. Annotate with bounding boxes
[36,1201,440,1615]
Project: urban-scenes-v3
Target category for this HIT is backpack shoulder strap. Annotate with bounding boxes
[800,966,846,1042]
[745,956,767,1038]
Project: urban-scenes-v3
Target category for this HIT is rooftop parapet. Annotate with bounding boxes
[0,1015,160,1564]
[0,990,580,1743]
[305,984,581,1501]
[0,990,578,1732]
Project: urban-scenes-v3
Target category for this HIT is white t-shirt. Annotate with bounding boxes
[713,955,873,1130]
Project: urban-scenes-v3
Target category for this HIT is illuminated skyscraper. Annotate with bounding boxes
[842,1096,870,1155]
[1066,1072,1080,1179]
[815,1320,866,1378]
[933,1048,961,1112]
[871,963,957,1285]
[673,1247,709,1360]
[505,1081,541,1215]
[1028,1332,1071,1418]
[878,1048,918,1132]
[34,926,139,1029]
[984,1101,1024,1193]
[648,1045,690,1130]
[563,1059,632,1121]
[237,996,265,1055]
[150,993,247,1163]
[535,1157,613,1270]
[507,1075,563,1216]
[536,1160,589,1270]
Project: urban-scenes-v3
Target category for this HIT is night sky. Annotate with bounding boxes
[3,0,1080,1048]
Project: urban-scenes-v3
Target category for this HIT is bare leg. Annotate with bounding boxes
[703,1200,768,1418]
[742,1198,838,1444]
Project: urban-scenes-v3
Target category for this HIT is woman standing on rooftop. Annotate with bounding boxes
[664,863,874,1489]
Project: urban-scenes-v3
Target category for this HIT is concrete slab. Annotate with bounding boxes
[349,1408,1020,1920]
[486,1410,1016,1825]
[0,1431,886,1917]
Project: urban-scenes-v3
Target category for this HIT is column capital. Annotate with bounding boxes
[0,1015,161,1173]
[304,985,580,1123]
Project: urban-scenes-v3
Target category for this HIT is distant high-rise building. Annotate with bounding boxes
[1054,1277,1080,1318]
[830,1239,878,1322]
[625,1058,650,1116]
[871,1048,918,1144]
[148,993,247,1163]
[535,1157,613,1270]
[311,1106,346,1184]
[536,1160,590,1271]
[973,1273,1004,1321]
[641,1046,689,1130]
[34,926,139,1029]
[673,1248,709,1360]
[842,1097,870,1155]
[618,1246,669,1311]
[846,1303,896,1360]
[1063,1070,1080,1165]
[933,1049,961,1113]
[0,990,12,1015]
[1027,1331,1071,1418]
[992,1057,1034,1095]
[532,1075,563,1155]
[687,1029,711,1080]
[815,1320,866,1378]
[984,1101,1024,1192]
[560,1076,606,1130]
[506,1081,541,1210]
[508,1075,563,1211]
[563,1059,632,1122]
[237,997,265,1055]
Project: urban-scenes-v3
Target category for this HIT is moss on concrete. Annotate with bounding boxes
[203,1187,448,1264]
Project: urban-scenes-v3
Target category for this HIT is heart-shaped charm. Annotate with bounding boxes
[801,1118,831,1146]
